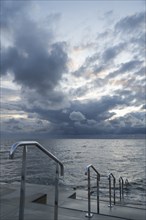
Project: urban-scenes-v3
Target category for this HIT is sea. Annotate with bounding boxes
[0,138,146,206]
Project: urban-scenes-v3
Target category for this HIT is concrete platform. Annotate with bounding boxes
[0,182,146,220]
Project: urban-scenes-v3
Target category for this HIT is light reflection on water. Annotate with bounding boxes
[0,138,145,205]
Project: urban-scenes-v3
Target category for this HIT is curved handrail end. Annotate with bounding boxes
[9,141,64,176]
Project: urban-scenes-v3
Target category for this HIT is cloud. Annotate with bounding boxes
[105,59,144,81]
[1,1,69,97]
[69,111,86,121]
[16,95,120,135]
[1,87,20,100]
[1,31,68,95]
[2,87,145,137]
[142,104,146,110]
[1,3,145,137]
[20,85,70,112]
[72,65,86,77]
[69,85,89,97]
[118,60,143,74]
[115,12,145,34]
[110,112,146,135]
[71,96,123,121]
[102,43,125,63]
[1,117,51,134]
[0,1,30,30]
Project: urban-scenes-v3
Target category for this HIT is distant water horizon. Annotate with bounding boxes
[1,132,146,140]
[1,138,146,206]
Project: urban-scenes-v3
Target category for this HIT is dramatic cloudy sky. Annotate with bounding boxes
[1,0,146,137]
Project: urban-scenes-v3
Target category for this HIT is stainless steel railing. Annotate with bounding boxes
[119,176,124,201]
[85,164,100,218]
[125,178,129,186]
[108,173,116,207]
[9,141,64,220]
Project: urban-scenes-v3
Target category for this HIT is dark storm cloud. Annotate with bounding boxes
[34,96,119,121]
[26,95,119,124]
[1,31,68,95]
[111,112,146,135]
[71,96,123,121]
[1,117,51,134]
[1,42,68,94]
[1,2,68,95]
[20,87,70,114]
[1,1,71,136]
[4,118,23,131]
[18,95,121,135]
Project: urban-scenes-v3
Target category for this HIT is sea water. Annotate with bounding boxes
[0,138,146,206]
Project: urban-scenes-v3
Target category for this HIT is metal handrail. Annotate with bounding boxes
[119,176,124,201]
[108,173,116,207]
[125,179,129,186]
[9,141,64,220]
[85,164,100,218]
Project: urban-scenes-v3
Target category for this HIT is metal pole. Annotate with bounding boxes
[86,168,93,218]
[88,168,91,217]
[97,178,100,214]
[54,163,59,220]
[19,145,27,220]
[9,141,64,220]
[108,176,112,207]
[121,178,124,199]
[119,177,124,201]
[119,179,121,201]
[113,178,116,205]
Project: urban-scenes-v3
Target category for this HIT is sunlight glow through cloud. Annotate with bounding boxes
[109,106,145,120]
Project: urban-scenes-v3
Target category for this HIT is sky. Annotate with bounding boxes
[0,0,146,138]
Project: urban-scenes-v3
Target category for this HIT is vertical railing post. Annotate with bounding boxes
[97,175,100,214]
[85,168,93,218]
[108,175,112,207]
[10,141,64,220]
[54,163,59,220]
[85,165,100,217]
[113,178,116,205]
[121,178,124,199]
[125,179,129,187]
[19,145,27,220]
[108,173,116,207]
[119,177,124,201]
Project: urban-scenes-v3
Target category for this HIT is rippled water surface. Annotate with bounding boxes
[0,138,146,205]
